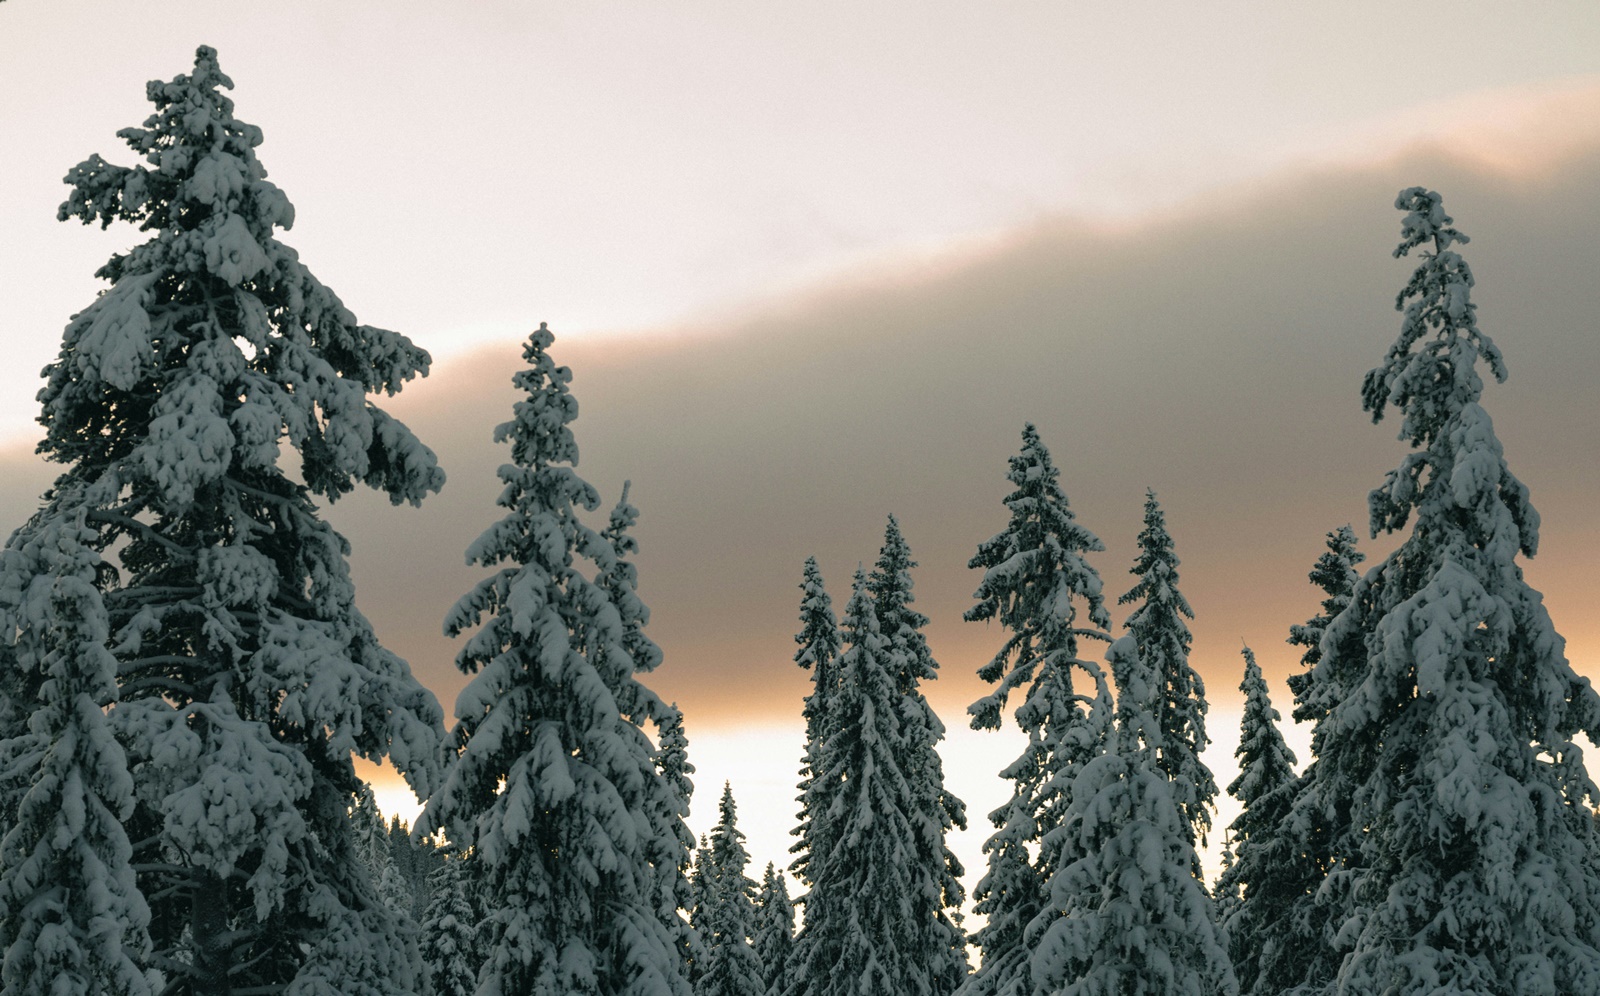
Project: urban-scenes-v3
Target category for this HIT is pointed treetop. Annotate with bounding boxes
[1228,645,1297,806]
[498,322,588,475]
[866,514,919,621]
[966,423,1111,729]
[1119,489,1192,622]
[48,44,442,506]
[1362,188,1508,451]
[795,556,840,671]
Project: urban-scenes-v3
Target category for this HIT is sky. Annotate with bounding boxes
[2,1,1599,894]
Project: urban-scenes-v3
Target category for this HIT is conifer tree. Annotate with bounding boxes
[1214,647,1298,995]
[0,495,151,996]
[690,833,714,952]
[1118,491,1215,852]
[1030,637,1236,996]
[961,425,1113,996]
[37,46,446,993]
[419,852,479,996]
[418,325,690,996]
[751,863,795,996]
[655,705,704,982]
[599,483,701,979]
[1299,189,1600,995]
[695,785,764,996]
[352,785,414,916]
[866,517,969,992]
[1285,525,1364,727]
[789,558,840,891]
[1242,527,1364,996]
[790,570,924,996]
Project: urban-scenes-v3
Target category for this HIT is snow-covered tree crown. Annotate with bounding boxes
[966,422,1111,731]
[1363,187,1502,444]
[48,45,443,507]
[1118,489,1192,625]
[1360,187,1535,553]
[794,556,840,674]
[1227,645,1296,807]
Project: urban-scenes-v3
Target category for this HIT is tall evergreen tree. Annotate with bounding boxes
[790,570,925,996]
[1030,637,1237,996]
[1214,646,1299,995]
[34,46,447,993]
[1228,531,1369,996]
[695,785,763,996]
[751,863,795,996]
[1305,189,1600,994]
[1243,527,1365,996]
[1118,491,1215,853]
[599,483,701,980]
[788,558,840,891]
[419,852,479,996]
[866,517,969,992]
[960,424,1113,996]
[417,325,689,996]
[0,495,151,996]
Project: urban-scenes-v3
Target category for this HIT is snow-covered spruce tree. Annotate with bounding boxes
[599,483,701,979]
[655,704,704,982]
[788,557,840,892]
[417,324,690,996]
[1030,636,1237,996]
[0,493,152,996]
[44,46,446,993]
[690,833,714,953]
[1302,189,1600,995]
[1238,526,1364,996]
[352,785,414,916]
[1285,525,1365,727]
[790,569,924,996]
[390,816,441,921]
[865,516,969,993]
[751,864,794,996]
[1117,490,1215,853]
[960,424,1113,996]
[695,784,763,996]
[1214,646,1298,996]
[419,852,479,996]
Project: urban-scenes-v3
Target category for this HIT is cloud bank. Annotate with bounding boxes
[4,87,1596,739]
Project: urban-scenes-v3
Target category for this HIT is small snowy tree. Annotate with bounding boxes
[419,852,479,996]
[417,324,690,996]
[0,495,152,996]
[42,46,446,993]
[1285,525,1365,727]
[1214,646,1299,995]
[695,785,763,996]
[1029,636,1237,996]
[1117,491,1215,853]
[751,864,794,996]
[960,424,1113,996]
[788,558,840,892]
[866,516,969,993]
[1297,189,1600,995]
[352,785,414,916]
[654,705,704,982]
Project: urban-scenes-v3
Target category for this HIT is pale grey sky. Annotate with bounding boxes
[4,2,1600,438]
